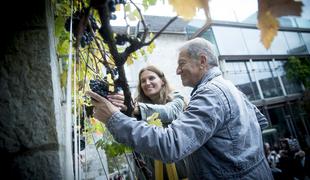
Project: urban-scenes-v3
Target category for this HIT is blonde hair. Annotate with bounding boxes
[136,65,172,104]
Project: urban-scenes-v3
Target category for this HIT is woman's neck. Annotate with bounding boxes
[149,94,161,104]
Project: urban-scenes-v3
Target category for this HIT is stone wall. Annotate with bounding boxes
[0,0,71,179]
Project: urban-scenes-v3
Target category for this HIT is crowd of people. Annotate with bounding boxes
[264,138,310,180]
[87,37,309,179]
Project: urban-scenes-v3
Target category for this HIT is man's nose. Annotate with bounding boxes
[176,67,182,75]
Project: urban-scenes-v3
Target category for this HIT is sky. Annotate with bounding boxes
[110,0,310,26]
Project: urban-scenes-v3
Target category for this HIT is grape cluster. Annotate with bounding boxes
[89,79,110,98]
[64,10,99,48]
[108,0,127,20]
[115,34,128,45]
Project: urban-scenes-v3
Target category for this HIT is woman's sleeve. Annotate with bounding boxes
[138,91,185,123]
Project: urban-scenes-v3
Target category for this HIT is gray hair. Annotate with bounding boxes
[179,37,218,67]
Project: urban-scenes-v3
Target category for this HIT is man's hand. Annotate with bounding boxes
[107,93,127,112]
[86,90,120,124]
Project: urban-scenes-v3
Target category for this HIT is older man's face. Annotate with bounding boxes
[176,50,204,87]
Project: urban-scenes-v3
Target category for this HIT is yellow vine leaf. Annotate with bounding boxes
[257,0,303,49]
[107,73,115,92]
[127,51,138,66]
[90,117,97,125]
[107,55,116,66]
[168,0,203,20]
[126,55,134,65]
[147,41,156,54]
[95,123,105,135]
[115,4,121,11]
[147,113,163,127]
[257,11,279,49]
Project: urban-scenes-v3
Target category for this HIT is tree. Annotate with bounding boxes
[285,56,310,119]
[285,56,310,90]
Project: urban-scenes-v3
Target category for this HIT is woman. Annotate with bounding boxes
[109,65,187,180]
[133,65,185,125]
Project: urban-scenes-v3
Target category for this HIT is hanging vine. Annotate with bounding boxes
[54,0,180,178]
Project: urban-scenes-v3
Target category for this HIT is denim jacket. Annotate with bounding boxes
[107,67,273,179]
[138,91,185,123]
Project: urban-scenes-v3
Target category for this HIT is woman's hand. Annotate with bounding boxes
[133,101,140,116]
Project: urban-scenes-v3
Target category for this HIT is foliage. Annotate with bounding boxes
[285,56,310,126]
[285,56,310,89]
[95,134,132,158]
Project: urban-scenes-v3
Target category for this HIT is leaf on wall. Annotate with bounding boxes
[257,0,303,49]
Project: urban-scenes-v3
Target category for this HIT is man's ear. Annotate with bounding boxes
[199,54,208,69]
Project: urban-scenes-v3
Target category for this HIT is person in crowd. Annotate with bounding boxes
[108,65,188,180]
[87,37,274,179]
[264,142,282,180]
[278,138,307,180]
[264,142,281,168]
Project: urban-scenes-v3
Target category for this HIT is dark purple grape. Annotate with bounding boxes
[115,34,127,45]
[89,79,109,98]
[64,9,98,47]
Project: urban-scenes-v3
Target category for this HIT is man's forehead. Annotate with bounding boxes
[178,50,189,60]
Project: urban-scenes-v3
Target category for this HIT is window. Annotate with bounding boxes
[273,60,303,94]
[212,26,248,55]
[252,61,283,98]
[269,32,290,55]
[242,28,272,55]
[225,61,260,100]
[301,33,310,53]
[284,32,308,54]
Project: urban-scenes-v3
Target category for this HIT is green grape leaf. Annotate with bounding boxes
[57,39,69,55]
[148,0,157,6]
[60,70,67,88]
[147,112,163,127]
[55,16,66,37]
[96,138,132,157]
[124,4,131,12]
[142,0,150,10]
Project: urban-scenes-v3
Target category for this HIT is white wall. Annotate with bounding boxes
[125,33,193,100]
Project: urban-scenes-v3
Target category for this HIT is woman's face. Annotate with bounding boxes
[140,70,164,99]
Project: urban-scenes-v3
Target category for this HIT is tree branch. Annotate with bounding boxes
[144,16,178,46]
[129,0,149,41]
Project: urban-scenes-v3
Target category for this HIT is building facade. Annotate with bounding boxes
[187,1,310,149]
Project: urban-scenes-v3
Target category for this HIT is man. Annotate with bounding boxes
[87,38,274,179]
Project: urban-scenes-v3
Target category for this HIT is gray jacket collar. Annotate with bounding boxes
[190,66,222,96]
